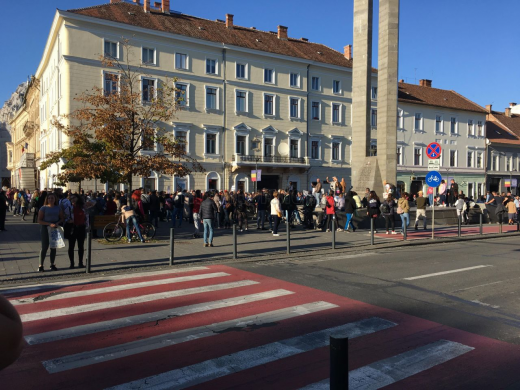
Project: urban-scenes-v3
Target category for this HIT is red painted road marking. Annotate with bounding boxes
[375,224,518,240]
[3,264,520,389]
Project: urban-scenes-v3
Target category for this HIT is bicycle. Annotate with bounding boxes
[103,219,156,242]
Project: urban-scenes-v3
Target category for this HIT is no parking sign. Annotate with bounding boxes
[426,142,442,159]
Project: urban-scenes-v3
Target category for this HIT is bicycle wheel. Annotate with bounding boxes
[103,222,124,242]
[140,222,156,240]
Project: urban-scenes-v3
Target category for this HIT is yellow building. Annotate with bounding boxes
[36,0,380,192]
[7,77,41,190]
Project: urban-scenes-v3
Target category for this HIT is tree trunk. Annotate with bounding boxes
[126,173,133,193]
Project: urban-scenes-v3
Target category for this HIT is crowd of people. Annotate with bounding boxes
[1,179,519,272]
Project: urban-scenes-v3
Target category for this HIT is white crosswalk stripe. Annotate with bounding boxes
[106,317,397,390]
[12,272,231,306]
[25,289,295,345]
[20,280,259,322]
[42,301,339,374]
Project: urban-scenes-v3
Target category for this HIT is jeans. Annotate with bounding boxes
[292,210,302,224]
[126,216,144,241]
[314,193,320,207]
[428,194,434,206]
[171,208,183,227]
[345,213,356,231]
[39,225,57,267]
[203,219,214,243]
[257,209,266,228]
[400,213,410,230]
[272,215,281,234]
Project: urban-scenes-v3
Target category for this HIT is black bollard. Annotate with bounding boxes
[330,335,349,390]
[332,217,336,250]
[517,220,520,232]
[86,230,92,274]
[286,218,291,255]
[499,221,503,234]
[403,221,407,241]
[370,218,375,246]
[169,228,174,266]
[233,224,237,260]
[479,213,483,235]
[458,215,462,237]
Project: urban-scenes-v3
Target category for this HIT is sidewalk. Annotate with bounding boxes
[1,212,518,283]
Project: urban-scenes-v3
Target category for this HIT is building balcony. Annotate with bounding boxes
[232,154,310,167]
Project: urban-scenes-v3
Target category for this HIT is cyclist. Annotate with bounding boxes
[122,205,145,243]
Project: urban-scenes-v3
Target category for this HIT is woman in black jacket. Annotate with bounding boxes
[344,191,357,232]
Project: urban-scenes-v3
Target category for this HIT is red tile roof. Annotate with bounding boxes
[398,82,487,114]
[486,120,520,145]
[489,110,520,138]
[67,2,355,69]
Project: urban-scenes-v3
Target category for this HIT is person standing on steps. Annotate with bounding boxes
[200,192,218,247]
[414,191,428,230]
[448,179,459,207]
[37,193,65,272]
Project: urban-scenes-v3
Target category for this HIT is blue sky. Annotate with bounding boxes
[1,0,518,112]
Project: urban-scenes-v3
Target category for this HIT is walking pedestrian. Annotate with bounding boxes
[200,192,218,247]
[344,191,357,232]
[382,194,397,234]
[414,190,428,230]
[37,193,65,272]
[397,192,410,234]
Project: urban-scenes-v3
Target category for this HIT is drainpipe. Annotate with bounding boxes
[306,64,310,190]
[222,46,227,190]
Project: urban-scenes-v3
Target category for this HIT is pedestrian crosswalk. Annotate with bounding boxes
[2,265,519,389]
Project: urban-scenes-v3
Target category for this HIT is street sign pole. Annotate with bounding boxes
[426,143,442,241]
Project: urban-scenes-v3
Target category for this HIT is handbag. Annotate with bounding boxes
[277,211,282,218]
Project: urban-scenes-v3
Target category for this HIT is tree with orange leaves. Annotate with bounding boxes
[41,38,202,191]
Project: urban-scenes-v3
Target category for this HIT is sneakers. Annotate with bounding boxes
[204,243,209,247]
[391,231,397,235]
[337,228,344,232]
[38,265,44,272]
[273,233,280,237]
[209,243,214,247]
[386,231,389,235]
[326,229,331,232]
[50,264,58,271]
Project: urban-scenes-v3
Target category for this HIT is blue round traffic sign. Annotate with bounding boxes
[426,171,442,188]
[426,142,442,159]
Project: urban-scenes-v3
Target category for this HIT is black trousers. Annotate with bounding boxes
[68,225,86,264]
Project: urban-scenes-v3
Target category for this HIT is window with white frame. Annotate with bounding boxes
[206,58,217,74]
[311,101,321,120]
[290,97,300,119]
[236,90,247,112]
[478,183,485,197]
[491,154,499,171]
[104,72,119,96]
[311,76,320,91]
[175,53,188,70]
[414,147,423,165]
[436,115,443,133]
[397,108,404,129]
[370,142,377,157]
[141,128,157,152]
[289,139,299,158]
[264,68,274,83]
[264,137,274,157]
[174,130,188,153]
[264,94,275,115]
[467,150,474,167]
[205,132,218,155]
[104,40,118,58]
[332,103,341,123]
[236,63,247,79]
[468,182,474,198]
[331,140,341,161]
[397,146,403,165]
[506,155,512,171]
[142,47,155,65]
[414,113,423,131]
[450,117,458,134]
[371,87,378,100]
[333,80,341,94]
[290,73,300,88]
[205,86,218,110]
[468,119,474,136]
[477,152,483,168]
[449,150,457,167]
[207,172,220,191]
[236,135,247,155]
[371,109,377,128]
[175,83,188,107]
[141,78,156,102]
[477,120,484,136]
[310,139,320,159]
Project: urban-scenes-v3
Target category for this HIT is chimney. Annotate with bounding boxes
[344,44,352,60]
[505,108,512,117]
[144,0,150,12]
[510,102,517,108]
[278,25,288,40]
[226,14,234,29]
[419,79,432,87]
[162,0,170,13]
[154,1,161,7]
[485,104,492,113]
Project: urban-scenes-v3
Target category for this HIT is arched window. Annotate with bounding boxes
[141,171,158,193]
[234,173,249,193]
[206,171,220,191]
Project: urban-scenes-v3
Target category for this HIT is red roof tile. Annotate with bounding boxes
[398,82,487,114]
[67,2,355,69]
[486,120,520,145]
[489,110,520,139]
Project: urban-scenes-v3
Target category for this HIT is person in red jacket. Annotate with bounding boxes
[324,190,336,232]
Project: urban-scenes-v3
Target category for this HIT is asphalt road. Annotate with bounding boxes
[235,235,520,345]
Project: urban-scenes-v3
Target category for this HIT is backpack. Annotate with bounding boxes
[380,203,390,214]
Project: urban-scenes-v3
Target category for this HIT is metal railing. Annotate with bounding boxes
[232,154,308,164]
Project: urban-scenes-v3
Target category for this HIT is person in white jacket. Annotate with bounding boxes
[455,195,466,223]
[270,191,282,237]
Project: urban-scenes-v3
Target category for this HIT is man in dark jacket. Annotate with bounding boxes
[234,189,248,232]
[254,190,267,230]
[200,192,218,247]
